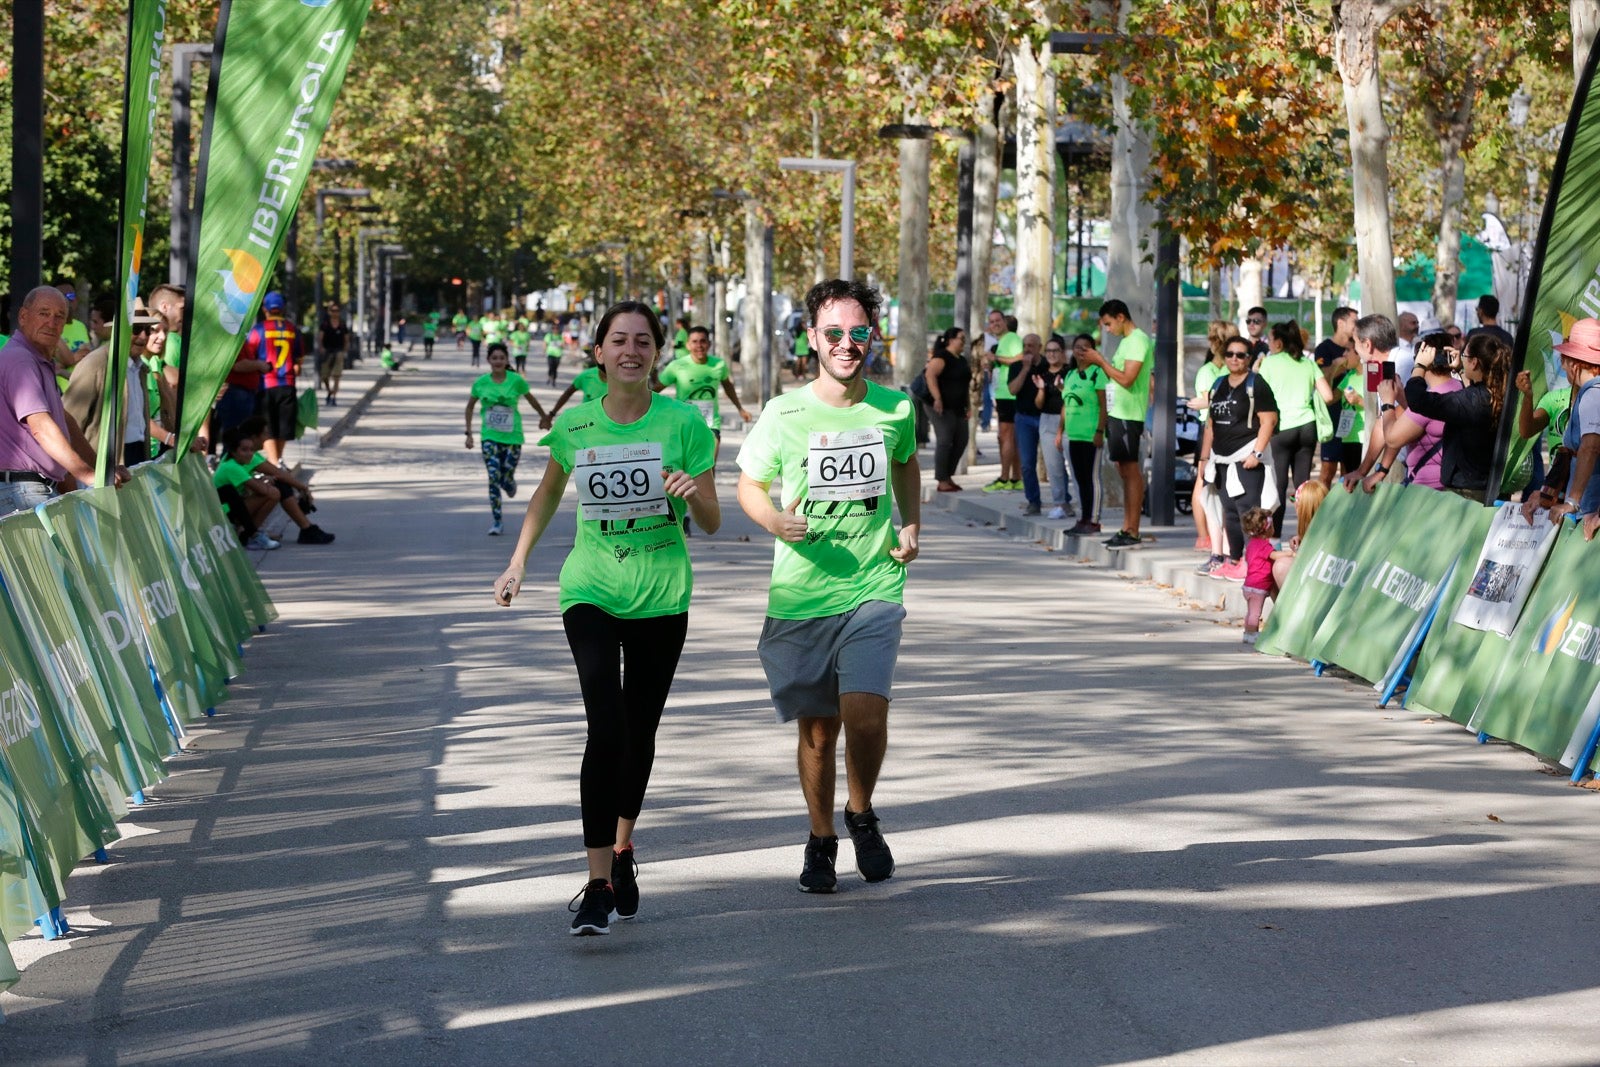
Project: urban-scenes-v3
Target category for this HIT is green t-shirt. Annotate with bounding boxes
[736,382,917,620]
[466,319,484,341]
[794,331,811,357]
[509,328,531,356]
[657,356,730,428]
[573,365,608,403]
[1336,368,1366,443]
[544,331,561,353]
[62,319,90,352]
[213,456,256,491]
[1258,351,1321,431]
[673,327,690,357]
[482,318,504,342]
[540,394,716,618]
[471,371,532,445]
[452,313,469,331]
[1060,364,1109,442]
[423,314,439,339]
[1108,328,1153,422]
[1193,360,1224,424]
[1539,386,1573,453]
[992,333,1023,401]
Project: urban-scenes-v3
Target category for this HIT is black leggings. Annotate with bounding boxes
[929,406,969,481]
[563,604,689,848]
[1068,440,1100,523]
[1220,462,1267,562]
[1269,421,1317,535]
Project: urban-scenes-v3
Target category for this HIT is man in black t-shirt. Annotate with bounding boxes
[319,305,352,408]
[1467,294,1515,348]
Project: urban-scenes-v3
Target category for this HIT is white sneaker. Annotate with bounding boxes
[1047,506,1067,519]
[488,522,503,536]
[246,532,280,550]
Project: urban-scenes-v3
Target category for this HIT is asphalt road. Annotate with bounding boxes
[4,349,1600,1066]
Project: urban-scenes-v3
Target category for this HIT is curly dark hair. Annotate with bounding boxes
[804,279,882,327]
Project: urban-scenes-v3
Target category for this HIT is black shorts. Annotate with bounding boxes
[995,398,1016,424]
[1322,440,1362,470]
[257,385,299,441]
[1106,417,1144,463]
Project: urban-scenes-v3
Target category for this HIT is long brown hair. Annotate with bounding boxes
[1464,332,1511,421]
[1207,320,1231,363]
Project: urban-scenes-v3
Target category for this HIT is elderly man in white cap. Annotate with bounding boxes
[1524,318,1600,535]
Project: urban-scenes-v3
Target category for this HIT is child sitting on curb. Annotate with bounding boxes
[1271,480,1327,591]
[214,427,335,547]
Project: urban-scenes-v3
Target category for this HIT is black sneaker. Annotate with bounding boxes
[798,834,838,893]
[844,806,895,882]
[297,524,336,545]
[1103,529,1142,550]
[568,878,613,935]
[611,846,639,920]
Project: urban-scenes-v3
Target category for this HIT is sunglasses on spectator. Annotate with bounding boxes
[1246,317,1264,325]
[1225,348,1252,358]
[821,325,872,345]
[132,325,151,336]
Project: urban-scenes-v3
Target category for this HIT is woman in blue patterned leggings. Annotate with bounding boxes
[466,343,546,535]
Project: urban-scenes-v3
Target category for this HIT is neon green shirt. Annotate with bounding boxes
[466,319,484,341]
[1539,387,1573,453]
[1336,368,1366,443]
[1108,328,1153,422]
[540,394,716,618]
[1258,350,1321,432]
[423,314,439,340]
[573,365,608,403]
[1193,360,1224,423]
[452,313,469,331]
[472,372,532,445]
[62,320,90,352]
[482,318,504,343]
[657,357,730,428]
[1060,364,1109,442]
[213,456,256,491]
[794,332,811,357]
[509,328,531,356]
[736,382,917,620]
[992,333,1022,401]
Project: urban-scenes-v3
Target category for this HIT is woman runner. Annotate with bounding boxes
[493,301,721,936]
[466,342,548,535]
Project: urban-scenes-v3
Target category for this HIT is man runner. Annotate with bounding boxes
[655,325,750,456]
[737,278,921,893]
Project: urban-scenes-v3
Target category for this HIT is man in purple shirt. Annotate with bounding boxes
[0,287,109,515]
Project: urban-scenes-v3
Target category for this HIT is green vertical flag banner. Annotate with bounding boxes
[1304,490,1489,684]
[100,0,170,485]
[1256,485,1400,660]
[1463,527,1600,768]
[1490,40,1600,497]
[176,0,373,454]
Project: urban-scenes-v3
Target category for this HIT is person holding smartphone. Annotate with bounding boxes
[1345,331,1461,492]
[493,301,720,936]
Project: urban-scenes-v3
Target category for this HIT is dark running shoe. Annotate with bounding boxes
[1103,529,1142,550]
[568,878,613,936]
[611,846,639,920]
[799,834,838,893]
[297,524,335,545]
[844,806,895,883]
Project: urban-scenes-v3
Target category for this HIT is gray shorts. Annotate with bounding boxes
[758,599,905,723]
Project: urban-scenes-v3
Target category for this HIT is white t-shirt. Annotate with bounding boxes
[124,360,147,444]
[1391,340,1416,382]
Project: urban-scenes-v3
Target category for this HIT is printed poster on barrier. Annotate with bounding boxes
[1451,504,1561,636]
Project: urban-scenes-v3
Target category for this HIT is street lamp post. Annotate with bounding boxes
[314,187,369,327]
[356,227,395,350]
[11,3,44,297]
[169,44,213,285]
[777,157,856,280]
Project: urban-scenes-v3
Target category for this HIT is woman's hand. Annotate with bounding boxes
[464,431,474,450]
[933,399,944,415]
[1361,469,1384,493]
[1516,369,1534,396]
[493,566,524,607]
[663,468,699,500]
[1242,452,1261,470]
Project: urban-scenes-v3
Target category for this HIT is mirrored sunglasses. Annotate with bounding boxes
[821,325,873,345]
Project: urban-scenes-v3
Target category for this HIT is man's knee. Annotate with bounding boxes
[798,715,841,751]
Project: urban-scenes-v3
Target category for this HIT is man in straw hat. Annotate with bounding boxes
[1523,317,1600,534]
[63,299,169,467]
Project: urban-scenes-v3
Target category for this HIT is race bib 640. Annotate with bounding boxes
[808,428,888,501]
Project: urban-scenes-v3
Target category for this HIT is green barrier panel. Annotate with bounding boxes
[175,454,277,630]
[147,458,253,646]
[1456,528,1600,768]
[116,474,212,722]
[0,935,17,994]
[141,464,249,696]
[36,489,179,771]
[0,514,148,809]
[0,758,54,955]
[1407,561,1519,724]
[1257,484,1402,659]
[1305,490,1492,684]
[0,570,119,907]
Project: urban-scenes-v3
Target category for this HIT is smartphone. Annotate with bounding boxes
[1365,360,1383,392]
[1381,360,1397,382]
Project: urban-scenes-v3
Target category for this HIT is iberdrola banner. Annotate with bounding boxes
[1490,41,1600,497]
[101,0,170,484]
[177,0,372,454]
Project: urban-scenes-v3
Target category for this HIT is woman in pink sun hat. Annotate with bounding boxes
[1527,317,1600,532]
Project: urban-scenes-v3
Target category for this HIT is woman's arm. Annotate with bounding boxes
[1404,377,1489,424]
[493,457,571,604]
[924,355,945,411]
[666,467,721,534]
[465,397,478,448]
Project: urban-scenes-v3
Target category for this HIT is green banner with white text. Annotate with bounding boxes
[101,0,170,484]
[178,0,372,453]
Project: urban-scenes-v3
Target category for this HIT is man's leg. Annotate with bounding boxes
[797,715,842,838]
[839,692,888,816]
[1120,459,1145,536]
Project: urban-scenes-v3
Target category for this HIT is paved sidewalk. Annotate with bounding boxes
[5,358,1600,1065]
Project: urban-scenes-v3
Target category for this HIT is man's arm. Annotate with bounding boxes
[737,472,806,543]
[721,378,750,419]
[889,453,921,563]
[1084,346,1142,389]
[23,412,94,484]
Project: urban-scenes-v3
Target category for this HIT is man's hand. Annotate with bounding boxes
[1548,500,1576,527]
[1361,469,1384,493]
[737,407,751,422]
[889,523,919,564]
[1585,513,1600,542]
[465,431,475,450]
[1520,494,1542,526]
[770,496,808,543]
[538,415,553,430]
[112,465,131,488]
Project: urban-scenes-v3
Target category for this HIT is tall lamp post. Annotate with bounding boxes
[169,43,213,285]
[777,157,856,280]
[314,187,369,326]
[11,3,44,298]
[356,226,395,350]
[1508,86,1536,332]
